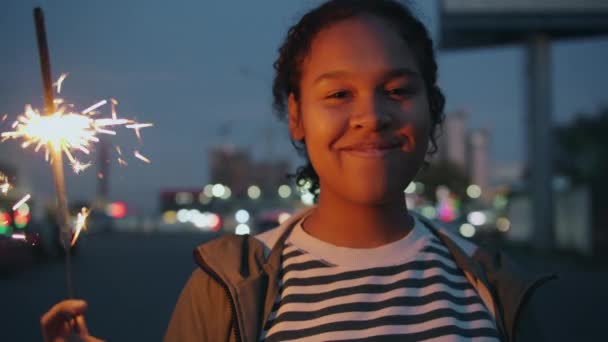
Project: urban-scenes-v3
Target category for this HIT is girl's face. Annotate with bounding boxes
[289,14,431,205]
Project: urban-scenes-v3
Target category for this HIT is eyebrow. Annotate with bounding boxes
[312,68,420,85]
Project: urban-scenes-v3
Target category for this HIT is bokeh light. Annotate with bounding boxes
[459,223,476,238]
[467,184,482,199]
[247,185,261,199]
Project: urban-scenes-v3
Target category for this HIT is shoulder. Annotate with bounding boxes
[254,207,315,258]
[181,268,229,304]
[164,269,233,341]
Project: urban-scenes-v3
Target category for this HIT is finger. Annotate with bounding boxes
[41,300,88,340]
[62,321,72,337]
[41,300,88,327]
[75,315,89,335]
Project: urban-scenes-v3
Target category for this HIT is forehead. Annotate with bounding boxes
[301,14,420,82]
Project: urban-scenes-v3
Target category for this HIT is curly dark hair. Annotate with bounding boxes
[272,0,445,195]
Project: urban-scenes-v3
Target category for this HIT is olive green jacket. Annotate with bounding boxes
[164,207,555,342]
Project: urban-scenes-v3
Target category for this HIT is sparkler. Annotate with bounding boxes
[0,104,152,171]
[0,8,152,298]
[33,6,75,298]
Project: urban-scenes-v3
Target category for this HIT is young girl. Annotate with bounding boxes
[42,1,553,341]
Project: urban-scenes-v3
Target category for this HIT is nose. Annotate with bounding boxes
[349,94,393,131]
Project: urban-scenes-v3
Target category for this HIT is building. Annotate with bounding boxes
[208,146,252,198]
[437,110,467,171]
[208,145,291,199]
[439,0,608,250]
[435,111,491,195]
[468,129,489,192]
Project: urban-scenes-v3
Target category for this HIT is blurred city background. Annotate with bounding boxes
[1,0,607,341]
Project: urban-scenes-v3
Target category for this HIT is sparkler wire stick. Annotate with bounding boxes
[34,7,75,299]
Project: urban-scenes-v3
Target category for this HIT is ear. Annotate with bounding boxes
[288,93,305,141]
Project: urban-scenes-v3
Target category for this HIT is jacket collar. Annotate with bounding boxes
[194,206,552,342]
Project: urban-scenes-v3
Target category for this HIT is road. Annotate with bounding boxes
[3,230,608,341]
[1,231,220,341]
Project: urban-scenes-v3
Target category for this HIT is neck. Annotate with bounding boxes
[303,188,413,248]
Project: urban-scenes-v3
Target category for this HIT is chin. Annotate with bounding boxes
[342,180,406,206]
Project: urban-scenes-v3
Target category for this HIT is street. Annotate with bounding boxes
[1,231,220,341]
[2,230,608,341]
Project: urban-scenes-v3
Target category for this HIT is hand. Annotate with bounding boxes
[41,300,104,342]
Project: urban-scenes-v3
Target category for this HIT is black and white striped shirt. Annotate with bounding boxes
[258,217,500,341]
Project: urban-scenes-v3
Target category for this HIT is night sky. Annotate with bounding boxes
[1,0,607,214]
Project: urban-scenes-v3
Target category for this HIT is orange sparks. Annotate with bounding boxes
[126,123,153,140]
[70,207,90,246]
[53,72,69,94]
[82,100,107,115]
[71,160,92,174]
[12,194,31,211]
[0,173,9,195]
[1,75,153,174]
[134,150,151,163]
[111,98,118,120]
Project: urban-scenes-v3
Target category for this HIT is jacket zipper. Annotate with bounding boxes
[196,254,242,342]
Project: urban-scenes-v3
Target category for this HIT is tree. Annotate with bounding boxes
[554,107,608,186]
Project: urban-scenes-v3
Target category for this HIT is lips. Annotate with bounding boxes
[340,139,406,157]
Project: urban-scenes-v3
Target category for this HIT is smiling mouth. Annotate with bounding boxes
[341,142,406,158]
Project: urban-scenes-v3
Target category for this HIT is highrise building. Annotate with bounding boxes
[438,110,467,171]
[469,129,490,192]
[435,111,491,195]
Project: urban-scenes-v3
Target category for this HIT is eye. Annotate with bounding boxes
[327,90,352,100]
[385,87,416,100]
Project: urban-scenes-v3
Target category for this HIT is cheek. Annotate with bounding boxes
[301,103,348,149]
[399,98,432,152]
[300,105,349,180]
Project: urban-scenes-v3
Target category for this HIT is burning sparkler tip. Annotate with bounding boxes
[1,79,154,172]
